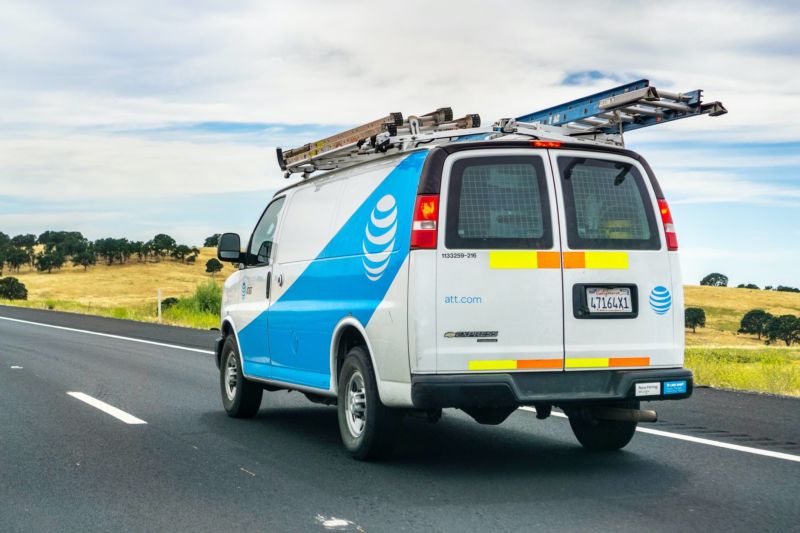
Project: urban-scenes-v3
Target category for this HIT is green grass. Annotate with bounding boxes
[161,281,221,329]
[686,347,800,396]
[0,281,221,330]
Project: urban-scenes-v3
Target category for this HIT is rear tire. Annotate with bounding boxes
[220,335,263,418]
[567,400,638,451]
[337,346,401,460]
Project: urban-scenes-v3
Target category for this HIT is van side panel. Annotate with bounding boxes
[276,176,344,264]
[266,176,344,386]
[670,252,686,365]
[408,250,438,373]
[364,256,413,405]
[265,151,427,391]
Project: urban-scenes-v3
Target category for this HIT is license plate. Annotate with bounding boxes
[586,287,632,314]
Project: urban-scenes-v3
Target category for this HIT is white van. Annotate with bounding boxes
[214,136,693,459]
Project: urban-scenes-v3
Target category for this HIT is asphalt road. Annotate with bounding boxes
[1,306,798,532]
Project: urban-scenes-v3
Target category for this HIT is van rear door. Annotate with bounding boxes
[550,150,680,370]
[435,149,564,372]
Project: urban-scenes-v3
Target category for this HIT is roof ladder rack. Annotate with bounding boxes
[514,79,727,142]
[277,108,481,178]
[274,80,727,178]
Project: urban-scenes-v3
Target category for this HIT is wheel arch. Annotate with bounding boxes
[219,316,242,368]
[330,317,382,396]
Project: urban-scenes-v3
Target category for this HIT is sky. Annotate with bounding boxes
[1,0,798,287]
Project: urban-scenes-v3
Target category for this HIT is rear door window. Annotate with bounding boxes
[445,156,552,250]
[557,156,660,250]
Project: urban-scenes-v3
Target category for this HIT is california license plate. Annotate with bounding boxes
[586,287,632,314]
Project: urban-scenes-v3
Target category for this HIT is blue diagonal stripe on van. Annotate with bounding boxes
[649,286,672,315]
[237,151,428,388]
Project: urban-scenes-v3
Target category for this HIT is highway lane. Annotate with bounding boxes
[1,309,799,532]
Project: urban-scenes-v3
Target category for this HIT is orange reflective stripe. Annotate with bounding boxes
[536,251,561,269]
[469,359,563,370]
[609,357,650,367]
[517,358,562,369]
[563,252,585,269]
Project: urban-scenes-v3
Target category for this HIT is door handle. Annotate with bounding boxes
[266,272,271,299]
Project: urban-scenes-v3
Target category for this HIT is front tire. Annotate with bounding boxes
[220,335,262,418]
[567,400,639,451]
[337,346,401,460]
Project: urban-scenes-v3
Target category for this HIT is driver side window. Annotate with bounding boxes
[249,197,285,265]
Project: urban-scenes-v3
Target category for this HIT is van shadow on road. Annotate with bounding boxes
[197,401,688,507]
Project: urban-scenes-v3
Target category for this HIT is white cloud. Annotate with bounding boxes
[0,134,282,199]
[654,169,800,206]
[1,1,799,138]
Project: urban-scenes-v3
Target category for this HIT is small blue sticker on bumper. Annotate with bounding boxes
[663,380,687,395]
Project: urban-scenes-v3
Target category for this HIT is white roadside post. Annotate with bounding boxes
[157,288,162,323]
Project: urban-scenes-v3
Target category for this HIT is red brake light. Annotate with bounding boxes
[658,198,678,251]
[410,194,439,249]
[531,140,562,148]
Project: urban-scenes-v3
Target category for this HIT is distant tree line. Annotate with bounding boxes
[739,309,800,346]
[685,305,800,346]
[700,272,798,293]
[0,230,205,275]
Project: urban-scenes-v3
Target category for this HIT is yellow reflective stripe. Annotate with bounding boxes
[489,251,538,269]
[488,251,628,270]
[468,360,517,371]
[565,357,610,368]
[583,252,628,269]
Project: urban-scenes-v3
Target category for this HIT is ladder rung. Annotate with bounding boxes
[620,105,663,118]
[656,89,692,102]
[598,111,636,123]
[647,99,693,113]
[598,86,659,110]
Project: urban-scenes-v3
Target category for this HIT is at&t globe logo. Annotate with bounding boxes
[649,286,672,315]
[362,194,397,281]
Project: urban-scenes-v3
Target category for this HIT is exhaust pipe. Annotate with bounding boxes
[590,407,658,423]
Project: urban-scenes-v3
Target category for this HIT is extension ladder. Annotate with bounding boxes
[276,79,726,178]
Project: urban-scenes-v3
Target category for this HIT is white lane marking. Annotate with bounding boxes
[67,392,147,425]
[10,365,23,369]
[0,316,214,355]
[519,406,800,463]
[315,515,361,531]
[634,426,800,463]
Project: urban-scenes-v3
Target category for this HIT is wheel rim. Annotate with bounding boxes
[345,370,367,438]
[224,353,238,401]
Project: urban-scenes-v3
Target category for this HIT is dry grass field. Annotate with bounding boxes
[1,247,232,328]
[5,247,231,307]
[683,285,800,396]
[684,285,800,347]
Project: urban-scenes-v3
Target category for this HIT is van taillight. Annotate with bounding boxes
[658,199,678,251]
[410,194,439,249]
[531,140,562,148]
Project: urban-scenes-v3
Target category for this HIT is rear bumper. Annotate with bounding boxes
[411,368,693,408]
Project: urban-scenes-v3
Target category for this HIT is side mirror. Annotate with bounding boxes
[217,233,243,262]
